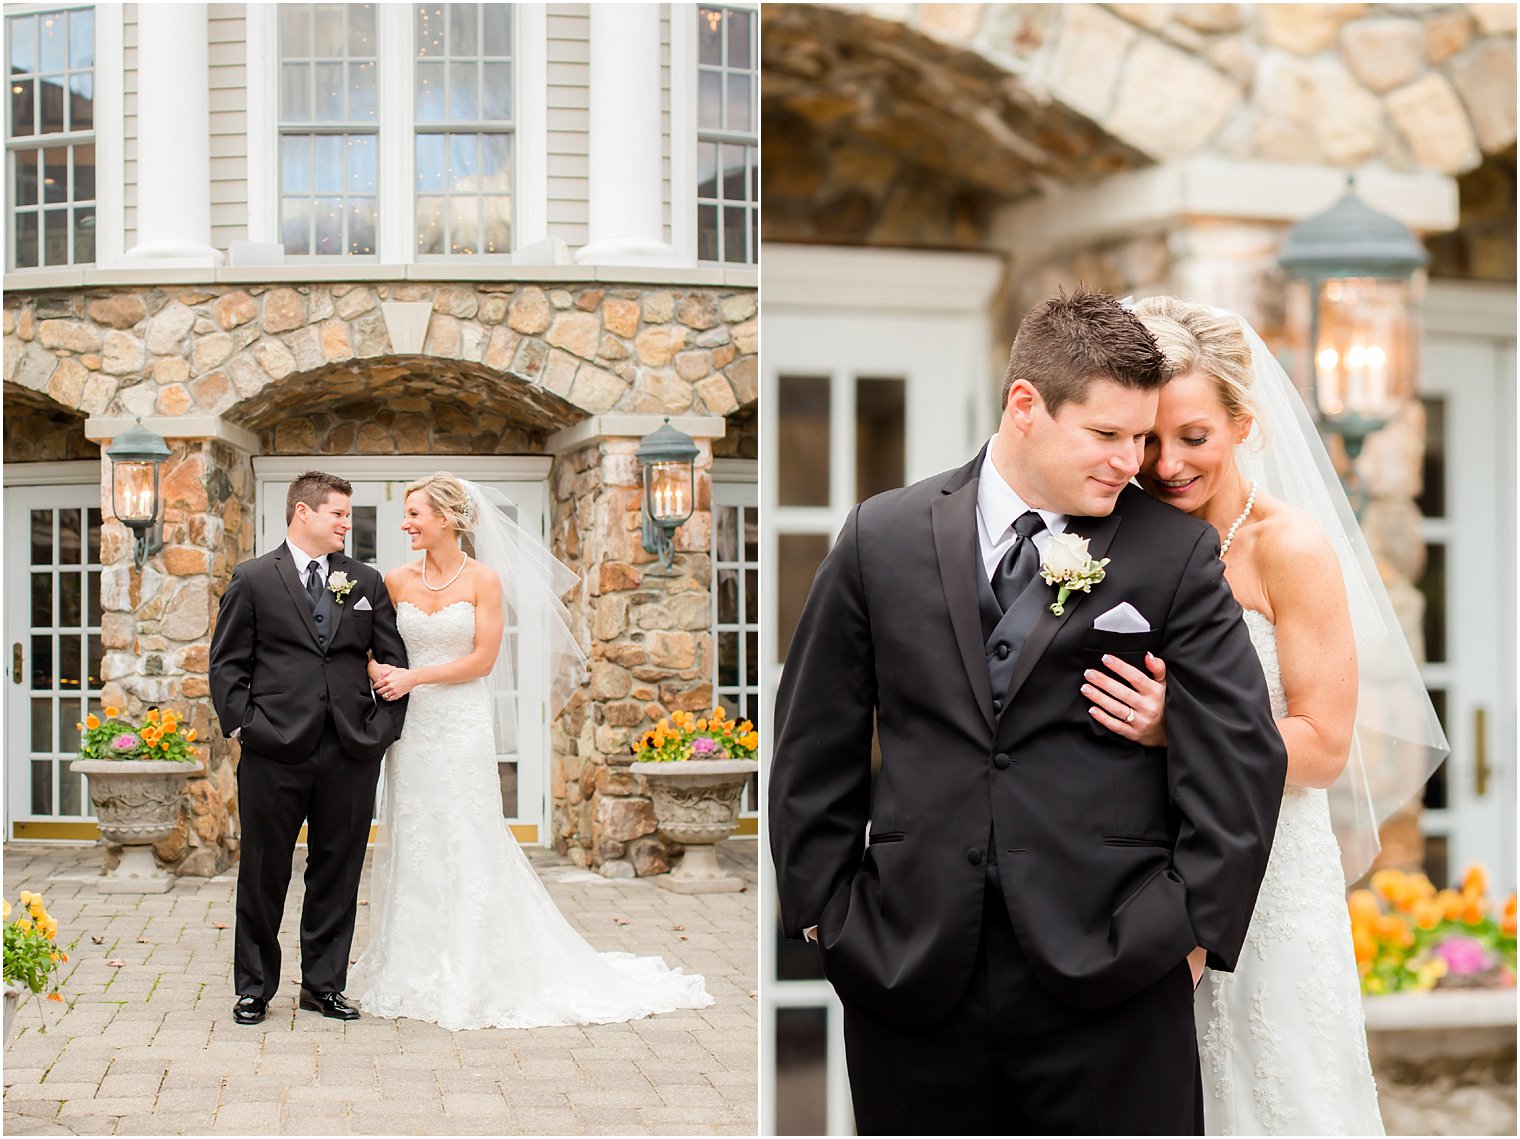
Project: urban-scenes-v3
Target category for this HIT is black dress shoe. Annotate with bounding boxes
[233,995,267,1025]
[298,987,360,1020]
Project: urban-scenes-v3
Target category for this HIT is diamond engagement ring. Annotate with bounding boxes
[1125,708,1135,724]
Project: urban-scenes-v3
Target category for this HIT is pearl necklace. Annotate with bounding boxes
[1219,480,1258,556]
[422,551,468,592]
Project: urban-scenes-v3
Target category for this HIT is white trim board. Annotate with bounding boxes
[3,460,99,488]
[762,243,1007,314]
[252,455,553,482]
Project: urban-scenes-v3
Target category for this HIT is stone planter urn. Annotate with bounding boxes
[4,981,23,1044]
[630,759,758,893]
[69,758,205,894]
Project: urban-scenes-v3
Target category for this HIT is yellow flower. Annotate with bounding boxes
[742,732,759,750]
[18,891,35,906]
[16,919,32,933]
[75,722,83,731]
[1,900,9,919]
[104,705,121,718]
[738,720,753,734]
[85,713,100,730]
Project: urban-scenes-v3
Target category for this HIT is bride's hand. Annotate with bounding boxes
[374,667,416,702]
[1083,653,1168,746]
[367,659,391,686]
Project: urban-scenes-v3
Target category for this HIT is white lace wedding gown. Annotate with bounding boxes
[1195,610,1382,1135]
[349,600,713,1030]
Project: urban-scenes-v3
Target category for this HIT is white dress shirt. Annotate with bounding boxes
[975,440,1067,582]
[286,539,330,588]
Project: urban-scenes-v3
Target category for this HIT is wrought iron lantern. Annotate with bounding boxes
[105,419,171,569]
[636,418,699,570]
[1278,179,1429,460]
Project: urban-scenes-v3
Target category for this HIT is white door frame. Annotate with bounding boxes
[4,461,102,841]
[253,456,555,843]
[1418,281,1516,884]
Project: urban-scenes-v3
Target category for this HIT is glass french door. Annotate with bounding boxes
[255,460,552,843]
[712,471,759,825]
[5,470,103,840]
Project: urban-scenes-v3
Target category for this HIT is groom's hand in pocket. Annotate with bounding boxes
[1188,945,1207,990]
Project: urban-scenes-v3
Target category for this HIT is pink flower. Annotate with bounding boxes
[110,733,140,753]
[691,737,725,758]
[1435,935,1493,975]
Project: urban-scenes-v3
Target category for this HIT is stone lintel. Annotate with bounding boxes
[992,158,1461,260]
[545,414,728,453]
[85,415,260,453]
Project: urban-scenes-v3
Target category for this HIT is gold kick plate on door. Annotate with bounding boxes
[1474,707,1491,798]
[11,642,21,685]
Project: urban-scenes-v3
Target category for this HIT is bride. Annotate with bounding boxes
[1082,297,1446,1134]
[348,471,712,1030]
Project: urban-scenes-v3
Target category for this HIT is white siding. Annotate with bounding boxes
[122,3,136,248]
[208,4,247,251]
[546,4,589,248]
[661,5,671,248]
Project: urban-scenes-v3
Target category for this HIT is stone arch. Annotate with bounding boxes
[2,380,96,461]
[224,354,585,456]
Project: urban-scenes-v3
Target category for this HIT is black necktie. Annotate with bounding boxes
[993,511,1046,613]
[305,561,323,608]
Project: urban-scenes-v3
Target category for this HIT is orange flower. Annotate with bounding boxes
[104,705,120,718]
[1347,890,1380,925]
[163,723,178,735]
[1461,864,1488,898]
[160,741,170,751]
[1461,899,1487,925]
[711,707,726,723]
[185,729,197,742]
[145,708,160,723]
[696,719,708,731]
[1439,889,1466,922]
[47,992,62,1003]
[1352,927,1377,964]
[85,713,100,730]
[742,732,759,750]
[737,720,753,735]
[1411,899,1442,931]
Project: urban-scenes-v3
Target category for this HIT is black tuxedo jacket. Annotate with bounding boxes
[209,545,409,763]
[769,452,1288,1023]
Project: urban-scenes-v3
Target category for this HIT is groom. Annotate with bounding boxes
[769,288,1288,1134]
[209,470,409,1025]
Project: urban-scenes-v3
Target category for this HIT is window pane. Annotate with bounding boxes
[11,77,35,137]
[480,132,510,190]
[416,133,446,192]
[87,509,102,564]
[697,203,718,262]
[282,198,311,254]
[449,196,477,254]
[73,143,94,200]
[15,148,38,206]
[352,506,377,562]
[779,376,830,507]
[313,4,344,57]
[483,4,511,55]
[775,1007,829,1135]
[314,196,343,254]
[347,198,375,255]
[31,573,52,626]
[30,635,52,690]
[482,196,510,253]
[43,146,67,203]
[449,60,479,121]
[778,534,830,661]
[69,8,93,68]
[59,508,80,561]
[697,141,718,200]
[32,760,53,815]
[282,62,312,121]
[31,510,52,565]
[416,195,445,254]
[39,74,65,133]
[59,571,81,628]
[10,15,36,73]
[698,70,721,130]
[87,569,102,625]
[59,635,81,690]
[450,3,480,56]
[721,143,745,201]
[726,72,752,133]
[723,205,745,264]
[68,71,92,130]
[481,61,511,120]
[281,134,311,192]
[718,630,738,687]
[1418,397,1445,518]
[347,134,376,194]
[313,133,343,192]
[16,213,39,268]
[280,5,310,56]
[857,377,907,499]
[314,61,343,121]
[73,206,94,263]
[448,132,478,191]
[349,59,376,121]
[717,568,739,624]
[348,4,375,55]
[698,7,722,65]
[39,10,66,71]
[1419,543,1446,663]
[31,699,53,753]
[43,207,69,265]
[60,766,82,816]
[417,4,444,56]
[727,8,752,68]
[416,60,445,121]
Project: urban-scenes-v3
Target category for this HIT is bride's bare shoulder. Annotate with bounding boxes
[466,559,501,593]
[385,560,422,591]
[1252,496,1340,591]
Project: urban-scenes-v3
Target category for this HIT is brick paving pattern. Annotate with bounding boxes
[3,841,757,1136]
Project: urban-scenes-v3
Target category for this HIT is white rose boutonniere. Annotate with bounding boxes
[327,570,356,605]
[1039,532,1109,617]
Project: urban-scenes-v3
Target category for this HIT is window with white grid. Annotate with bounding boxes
[6,6,96,268]
[278,3,379,257]
[695,5,756,265]
[711,475,758,816]
[414,3,513,257]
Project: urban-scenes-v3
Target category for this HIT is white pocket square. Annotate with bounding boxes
[1092,602,1150,633]
[353,595,373,611]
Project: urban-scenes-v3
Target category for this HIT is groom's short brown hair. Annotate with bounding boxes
[1001,286,1172,415]
[286,470,352,524]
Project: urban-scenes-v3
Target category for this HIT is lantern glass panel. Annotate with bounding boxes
[1311,276,1415,423]
[112,460,157,525]
[646,461,693,524]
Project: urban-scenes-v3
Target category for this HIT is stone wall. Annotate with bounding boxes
[548,439,718,877]
[2,381,96,461]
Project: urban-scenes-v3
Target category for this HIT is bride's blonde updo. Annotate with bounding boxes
[404,471,476,535]
[1130,296,1261,427]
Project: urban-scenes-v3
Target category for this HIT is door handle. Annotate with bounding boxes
[11,642,21,685]
[1474,706,1491,798]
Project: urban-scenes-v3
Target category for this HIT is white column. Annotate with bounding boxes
[574,3,676,266]
[123,3,222,265]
